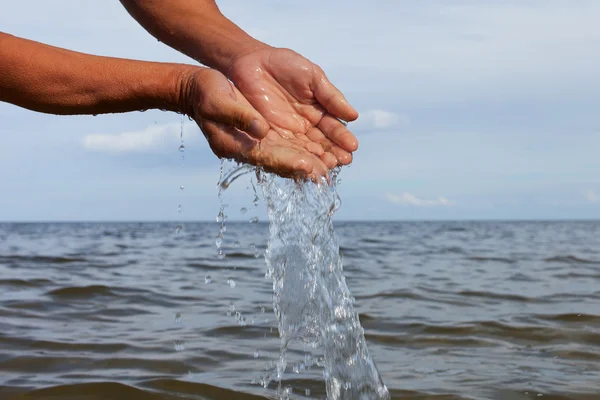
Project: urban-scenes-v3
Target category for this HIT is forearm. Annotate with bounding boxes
[119,0,267,74]
[0,32,195,116]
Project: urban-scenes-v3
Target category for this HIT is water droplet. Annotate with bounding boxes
[227,278,236,288]
[178,144,185,152]
[215,234,223,248]
[217,249,225,259]
[249,216,259,224]
[175,312,182,323]
[227,303,235,316]
[204,275,212,284]
[240,207,248,214]
[92,114,97,117]
[177,204,182,213]
[305,389,310,396]
[216,211,224,223]
[265,268,273,279]
[261,306,266,313]
[254,350,260,358]
[175,225,183,235]
[180,185,184,190]
[174,341,185,351]
[250,243,261,258]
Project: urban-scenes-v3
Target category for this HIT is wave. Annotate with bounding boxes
[544,255,600,264]
[533,313,600,324]
[46,285,116,299]
[0,278,54,288]
[187,261,255,271]
[467,256,516,264]
[456,290,534,303]
[0,380,475,400]
[0,255,86,264]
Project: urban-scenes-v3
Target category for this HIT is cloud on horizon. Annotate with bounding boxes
[351,109,409,133]
[385,192,456,207]
[82,122,203,153]
[584,190,599,203]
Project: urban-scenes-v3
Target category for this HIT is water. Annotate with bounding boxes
[1,220,600,399]
[259,170,389,399]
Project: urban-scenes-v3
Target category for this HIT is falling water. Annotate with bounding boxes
[215,160,389,399]
[259,169,390,400]
[175,115,186,236]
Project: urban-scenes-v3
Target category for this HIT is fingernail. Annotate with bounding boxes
[248,119,264,138]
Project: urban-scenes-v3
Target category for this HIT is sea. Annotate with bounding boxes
[1,221,599,399]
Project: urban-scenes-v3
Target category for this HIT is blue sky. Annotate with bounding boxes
[1,0,600,221]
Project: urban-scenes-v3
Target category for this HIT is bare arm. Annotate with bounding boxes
[118,0,266,74]
[0,31,194,116]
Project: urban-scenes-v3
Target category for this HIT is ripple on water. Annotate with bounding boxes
[2,218,600,399]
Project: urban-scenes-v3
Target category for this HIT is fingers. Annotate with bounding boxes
[200,120,329,181]
[312,67,359,123]
[200,120,257,160]
[203,100,270,141]
[317,113,359,153]
[258,144,329,182]
[306,127,354,166]
[196,73,270,140]
[320,152,338,170]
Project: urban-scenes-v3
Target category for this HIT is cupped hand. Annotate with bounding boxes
[182,67,329,180]
[227,47,359,169]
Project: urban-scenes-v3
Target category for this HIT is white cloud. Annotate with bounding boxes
[386,192,455,207]
[350,109,409,132]
[82,122,203,153]
[584,190,599,203]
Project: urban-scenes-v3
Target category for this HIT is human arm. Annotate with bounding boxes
[0,31,192,116]
[0,32,328,179]
[118,0,360,169]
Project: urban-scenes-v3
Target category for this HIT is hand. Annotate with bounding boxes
[182,67,329,180]
[227,47,359,170]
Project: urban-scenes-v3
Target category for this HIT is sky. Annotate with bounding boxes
[1,0,600,221]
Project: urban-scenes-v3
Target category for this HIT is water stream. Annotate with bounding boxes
[218,161,389,399]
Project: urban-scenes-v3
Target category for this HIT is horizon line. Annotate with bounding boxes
[1,218,600,223]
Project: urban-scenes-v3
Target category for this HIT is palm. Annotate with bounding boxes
[201,121,329,180]
[189,68,330,180]
[229,48,359,168]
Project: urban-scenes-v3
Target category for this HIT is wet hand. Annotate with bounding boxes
[182,67,329,180]
[227,47,359,170]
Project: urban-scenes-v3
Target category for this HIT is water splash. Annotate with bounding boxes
[214,160,387,398]
[259,168,389,399]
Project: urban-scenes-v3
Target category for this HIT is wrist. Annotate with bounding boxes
[221,39,272,77]
[151,64,200,117]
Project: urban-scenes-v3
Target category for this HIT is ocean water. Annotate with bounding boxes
[1,220,599,399]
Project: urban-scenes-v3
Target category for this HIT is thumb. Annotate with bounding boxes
[205,97,270,140]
